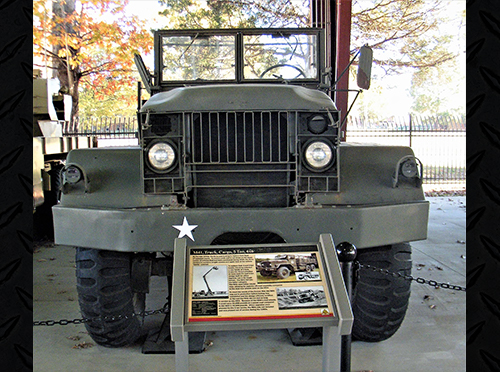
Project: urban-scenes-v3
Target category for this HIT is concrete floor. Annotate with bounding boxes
[33,197,466,372]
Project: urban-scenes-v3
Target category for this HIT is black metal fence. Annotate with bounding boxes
[65,114,465,186]
[346,115,466,185]
[64,116,139,138]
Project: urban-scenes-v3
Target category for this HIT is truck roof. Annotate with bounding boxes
[141,83,337,113]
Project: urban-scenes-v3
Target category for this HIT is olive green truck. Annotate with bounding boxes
[33,71,94,236]
[53,28,429,347]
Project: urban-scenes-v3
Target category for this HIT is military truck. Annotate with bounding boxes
[257,254,318,279]
[53,28,428,347]
[33,70,94,237]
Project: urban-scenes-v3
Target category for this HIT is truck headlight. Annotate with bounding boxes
[303,140,334,171]
[147,141,177,172]
[392,155,423,188]
[401,158,418,178]
[63,165,83,184]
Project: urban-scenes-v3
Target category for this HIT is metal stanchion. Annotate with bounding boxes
[336,242,357,372]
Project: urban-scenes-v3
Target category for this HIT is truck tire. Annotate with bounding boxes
[351,243,412,342]
[75,248,142,347]
[276,266,291,279]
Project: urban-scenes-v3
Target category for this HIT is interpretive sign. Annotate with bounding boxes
[187,244,335,322]
[170,234,353,372]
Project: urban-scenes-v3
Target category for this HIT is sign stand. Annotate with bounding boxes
[170,234,353,372]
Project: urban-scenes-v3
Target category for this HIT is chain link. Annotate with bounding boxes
[357,262,466,291]
[35,263,465,326]
[33,307,168,327]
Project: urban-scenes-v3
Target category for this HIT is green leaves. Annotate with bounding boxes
[158,0,309,29]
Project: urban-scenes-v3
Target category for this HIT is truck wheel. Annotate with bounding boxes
[276,266,291,279]
[351,243,412,342]
[260,270,272,277]
[75,248,142,347]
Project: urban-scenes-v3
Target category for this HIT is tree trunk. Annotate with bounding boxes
[52,0,80,123]
[71,77,80,121]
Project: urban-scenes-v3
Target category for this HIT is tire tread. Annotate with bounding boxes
[352,243,412,342]
[75,248,141,347]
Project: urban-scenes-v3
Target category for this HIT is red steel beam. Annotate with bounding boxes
[335,0,352,141]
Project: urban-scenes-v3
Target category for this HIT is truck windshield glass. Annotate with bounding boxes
[160,31,319,83]
[161,35,236,81]
[243,33,318,80]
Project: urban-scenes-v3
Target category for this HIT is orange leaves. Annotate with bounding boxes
[33,0,153,105]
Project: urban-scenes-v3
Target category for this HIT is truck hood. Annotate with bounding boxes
[141,84,337,112]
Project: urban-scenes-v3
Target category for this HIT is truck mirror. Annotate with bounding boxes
[357,45,373,90]
[134,53,152,94]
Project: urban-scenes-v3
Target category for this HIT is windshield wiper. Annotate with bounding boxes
[178,33,199,62]
[278,32,299,61]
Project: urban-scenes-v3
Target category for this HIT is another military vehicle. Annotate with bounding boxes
[53,28,428,347]
[257,254,318,279]
[33,70,94,237]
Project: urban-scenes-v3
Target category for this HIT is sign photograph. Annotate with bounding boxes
[191,265,229,299]
[255,252,321,282]
[276,286,328,310]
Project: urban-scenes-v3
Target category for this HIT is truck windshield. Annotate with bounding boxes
[159,30,319,83]
[161,34,236,81]
[243,33,318,80]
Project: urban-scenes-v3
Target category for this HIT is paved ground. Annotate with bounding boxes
[33,197,466,372]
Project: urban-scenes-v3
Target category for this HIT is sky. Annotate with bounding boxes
[350,0,466,117]
[125,1,164,69]
[122,0,465,117]
[35,0,465,116]
[126,0,164,29]
[29,0,464,118]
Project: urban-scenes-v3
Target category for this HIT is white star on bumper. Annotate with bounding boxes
[172,217,198,241]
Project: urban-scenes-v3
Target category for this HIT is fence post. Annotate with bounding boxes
[409,113,412,147]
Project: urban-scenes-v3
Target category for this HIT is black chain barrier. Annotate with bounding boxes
[357,262,466,292]
[33,307,168,327]
[34,263,465,327]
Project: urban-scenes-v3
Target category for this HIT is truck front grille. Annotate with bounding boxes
[189,111,290,164]
[186,111,295,208]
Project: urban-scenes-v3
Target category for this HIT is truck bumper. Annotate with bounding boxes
[53,201,429,252]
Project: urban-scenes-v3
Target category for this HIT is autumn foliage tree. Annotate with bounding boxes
[33,0,153,120]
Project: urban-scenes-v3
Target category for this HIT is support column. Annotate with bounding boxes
[175,332,189,372]
[335,0,352,141]
[322,326,341,372]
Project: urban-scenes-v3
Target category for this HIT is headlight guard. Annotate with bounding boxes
[392,155,423,188]
[61,163,90,194]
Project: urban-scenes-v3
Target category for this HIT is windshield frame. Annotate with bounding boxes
[154,28,324,90]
